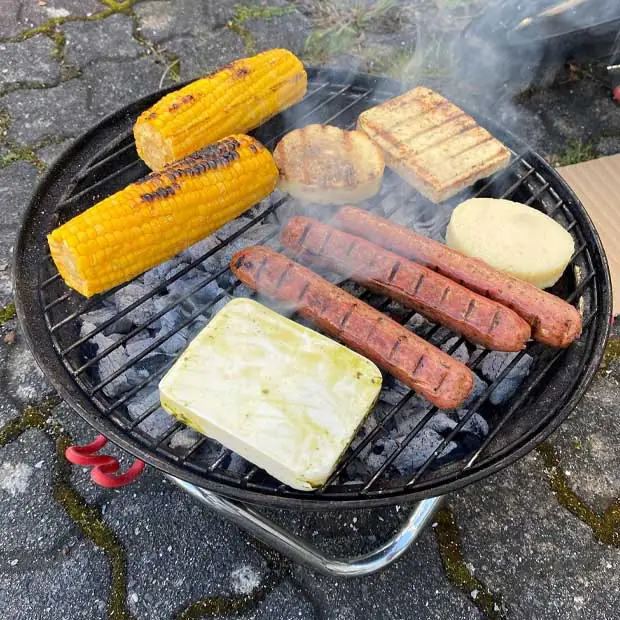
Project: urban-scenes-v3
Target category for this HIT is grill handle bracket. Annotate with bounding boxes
[167,475,443,577]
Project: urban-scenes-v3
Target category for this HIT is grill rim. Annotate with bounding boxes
[13,67,612,510]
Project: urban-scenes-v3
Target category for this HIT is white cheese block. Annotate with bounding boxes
[158,298,382,491]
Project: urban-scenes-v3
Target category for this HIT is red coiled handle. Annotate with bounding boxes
[65,435,145,488]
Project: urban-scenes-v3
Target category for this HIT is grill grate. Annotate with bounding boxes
[18,68,610,509]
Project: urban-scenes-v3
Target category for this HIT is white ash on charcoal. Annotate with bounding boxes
[167,427,203,454]
[218,222,280,269]
[80,307,133,336]
[403,313,434,336]
[115,281,155,326]
[89,332,132,398]
[461,373,489,409]
[167,276,221,311]
[155,330,187,356]
[179,236,222,272]
[440,336,470,364]
[481,351,534,406]
[142,255,185,289]
[455,409,489,438]
[127,382,176,437]
[379,375,414,406]
[392,428,458,474]
[137,407,177,439]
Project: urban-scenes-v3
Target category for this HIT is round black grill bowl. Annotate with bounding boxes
[13,68,612,509]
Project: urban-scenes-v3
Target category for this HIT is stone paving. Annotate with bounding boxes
[0,1,619,619]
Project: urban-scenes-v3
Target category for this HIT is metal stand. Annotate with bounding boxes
[167,475,444,577]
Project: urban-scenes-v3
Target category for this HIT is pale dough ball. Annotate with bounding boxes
[446,198,574,289]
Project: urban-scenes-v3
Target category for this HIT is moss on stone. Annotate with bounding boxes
[5,0,139,45]
[54,435,135,620]
[537,442,619,547]
[0,145,46,171]
[176,548,285,619]
[0,396,135,619]
[0,109,10,137]
[434,506,506,619]
[598,337,620,376]
[227,4,296,55]
[550,139,596,167]
[0,302,16,325]
[49,29,66,62]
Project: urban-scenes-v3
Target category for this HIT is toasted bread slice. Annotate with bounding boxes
[357,87,511,203]
[273,124,385,204]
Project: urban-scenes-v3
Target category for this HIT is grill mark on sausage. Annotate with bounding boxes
[366,316,383,342]
[254,256,269,282]
[388,334,406,361]
[297,281,310,303]
[409,353,426,378]
[387,261,401,283]
[463,299,476,321]
[296,221,312,249]
[339,303,356,331]
[440,286,451,305]
[489,309,502,333]
[345,240,357,257]
[317,229,333,255]
[433,370,449,394]
[275,263,292,290]
[413,273,425,296]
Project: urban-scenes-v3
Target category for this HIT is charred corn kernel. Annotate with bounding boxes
[134,48,307,171]
[48,135,278,298]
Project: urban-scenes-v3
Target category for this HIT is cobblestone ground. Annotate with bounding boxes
[0,1,619,619]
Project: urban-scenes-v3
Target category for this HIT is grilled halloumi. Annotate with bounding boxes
[357,87,511,204]
[159,298,382,491]
[273,124,385,204]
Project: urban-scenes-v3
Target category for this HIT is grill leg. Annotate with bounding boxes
[166,475,444,577]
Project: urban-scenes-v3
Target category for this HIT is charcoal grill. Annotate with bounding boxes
[13,68,612,576]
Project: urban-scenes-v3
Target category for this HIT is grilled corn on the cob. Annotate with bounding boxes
[48,135,278,298]
[134,48,307,171]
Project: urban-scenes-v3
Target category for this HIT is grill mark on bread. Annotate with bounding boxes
[441,135,495,162]
[371,109,468,139]
[408,122,484,157]
[357,87,511,203]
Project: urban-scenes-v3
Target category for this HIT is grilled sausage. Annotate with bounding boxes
[281,217,531,352]
[331,207,582,348]
[231,246,474,410]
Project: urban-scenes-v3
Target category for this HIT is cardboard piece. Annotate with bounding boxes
[558,154,619,316]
